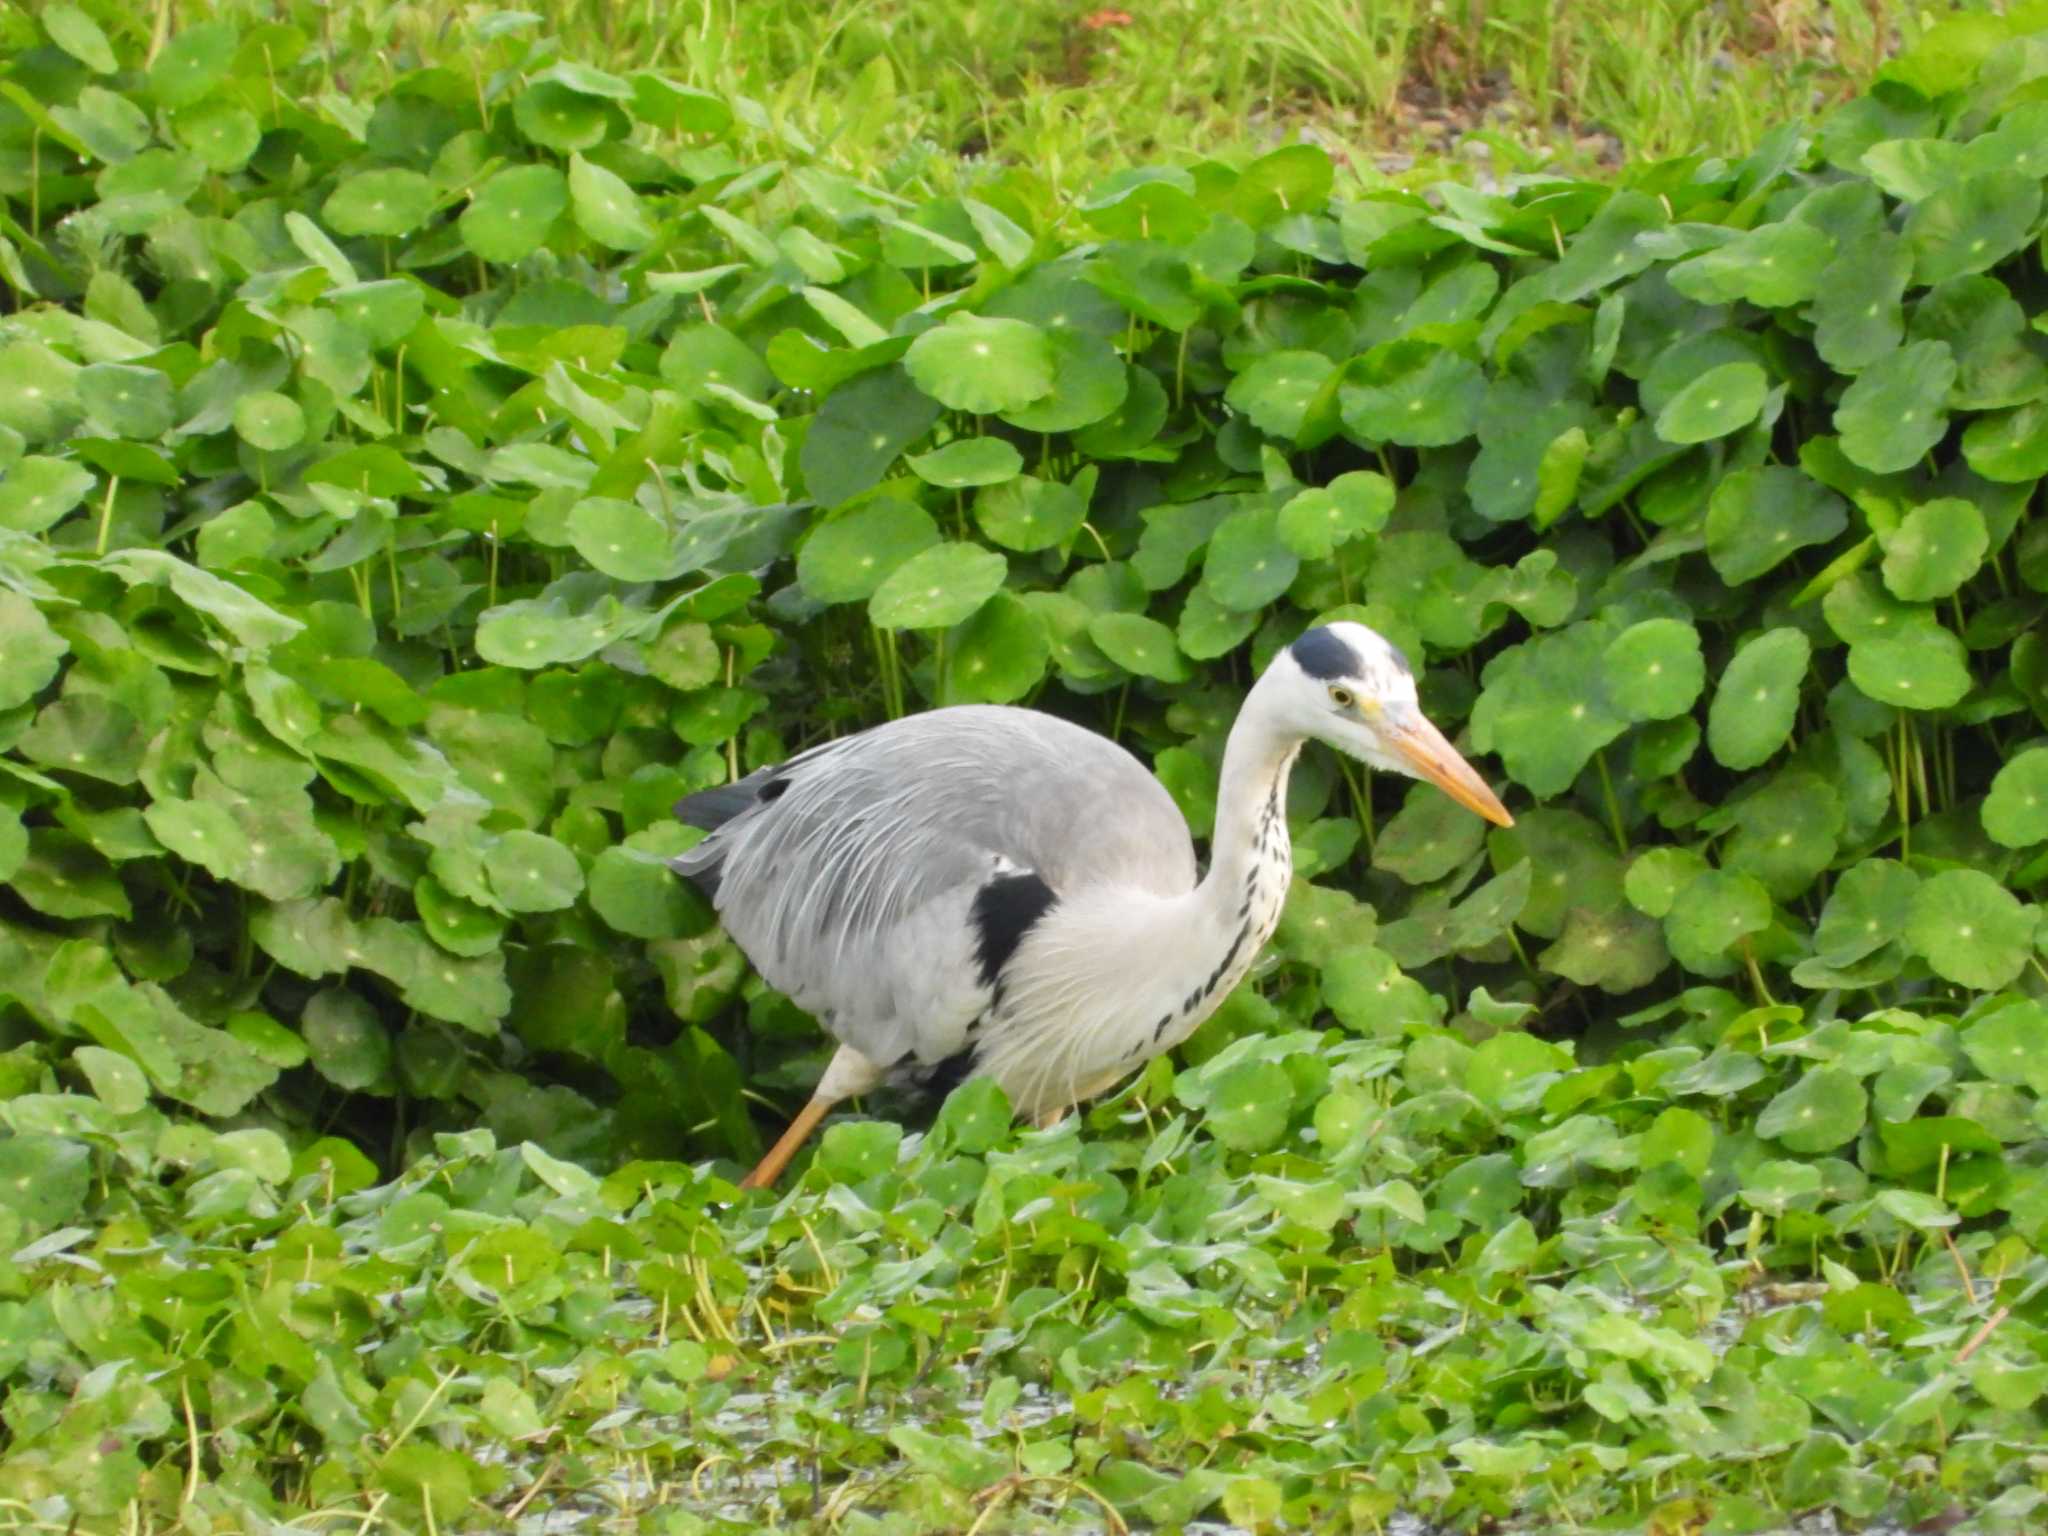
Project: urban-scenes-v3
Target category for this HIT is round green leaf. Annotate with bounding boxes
[1813,858,1918,965]
[515,80,612,151]
[1834,340,1954,473]
[1340,342,1484,447]
[1962,402,2048,482]
[1846,624,1972,710]
[45,5,118,72]
[904,437,1022,489]
[1201,1059,1294,1152]
[0,456,96,534]
[1811,231,1910,370]
[1088,611,1189,682]
[1663,869,1771,977]
[1903,170,2043,284]
[484,831,584,914]
[1654,361,1768,445]
[999,329,1127,433]
[588,846,693,939]
[1984,748,2048,848]
[974,474,1088,553]
[0,1135,90,1228]
[1721,771,1843,901]
[799,498,940,603]
[944,592,1049,705]
[1881,498,1987,601]
[903,315,1055,414]
[1959,1000,2048,1093]
[1905,869,2033,989]
[323,169,437,238]
[172,99,261,172]
[1707,628,1809,769]
[232,392,306,452]
[800,365,944,509]
[145,798,252,884]
[77,363,173,440]
[1275,471,1393,560]
[1705,467,1848,584]
[568,153,653,250]
[1756,1067,1867,1153]
[1201,506,1299,612]
[461,165,569,264]
[1224,350,1337,443]
[1602,618,1704,722]
[868,543,1007,629]
[301,989,393,1091]
[414,875,508,956]
[567,496,669,581]
[149,20,235,108]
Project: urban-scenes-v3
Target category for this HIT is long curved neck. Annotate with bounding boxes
[1200,694,1300,911]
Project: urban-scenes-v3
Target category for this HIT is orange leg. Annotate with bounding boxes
[738,1095,835,1190]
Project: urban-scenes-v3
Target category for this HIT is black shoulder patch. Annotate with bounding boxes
[1290,626,1359,680]
[970,871,1058,988]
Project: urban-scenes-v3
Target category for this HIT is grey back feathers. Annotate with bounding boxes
[671,706,1197,1075]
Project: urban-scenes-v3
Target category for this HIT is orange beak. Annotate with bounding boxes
[1388,714,1514,827]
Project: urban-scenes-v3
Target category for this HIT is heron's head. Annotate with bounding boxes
[1271,622,1513,827]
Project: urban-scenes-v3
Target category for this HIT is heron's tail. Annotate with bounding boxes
[669,766,789,899]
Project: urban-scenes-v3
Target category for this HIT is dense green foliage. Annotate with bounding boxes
[4,0,2048,1528]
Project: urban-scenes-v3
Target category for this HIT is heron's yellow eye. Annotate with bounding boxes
[1329,686,1355,709]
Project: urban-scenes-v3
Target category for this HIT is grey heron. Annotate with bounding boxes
[672,621,1512,1188]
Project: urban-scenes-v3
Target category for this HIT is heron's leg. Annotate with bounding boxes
[739,1095,834,1189]
[1033,1105,1068,1131]
[739,1043,883,1190]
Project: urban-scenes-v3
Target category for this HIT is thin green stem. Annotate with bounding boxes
[1592,750,1628,855]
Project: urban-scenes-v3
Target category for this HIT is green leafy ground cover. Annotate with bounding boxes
[3,1,2048,1529]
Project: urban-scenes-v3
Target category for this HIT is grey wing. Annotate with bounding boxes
[670,705,1197,1071]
